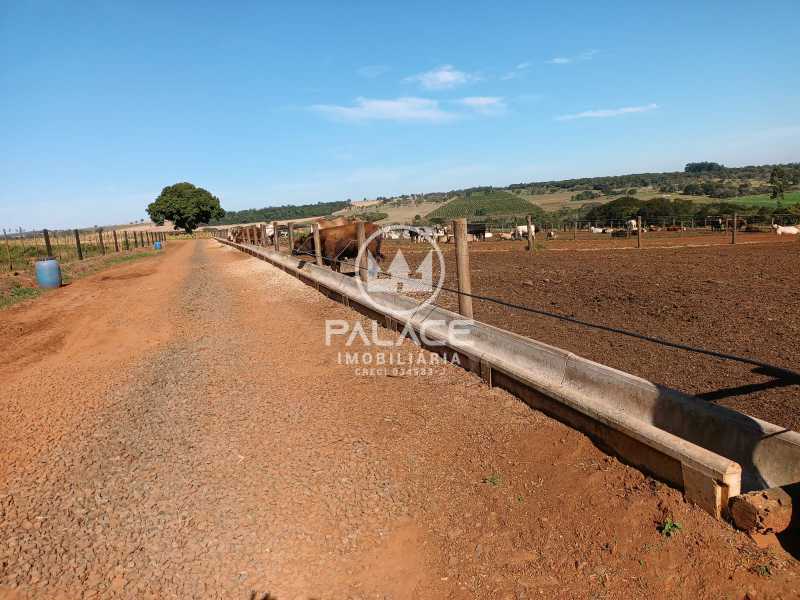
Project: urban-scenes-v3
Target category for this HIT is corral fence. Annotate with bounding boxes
[207,216,800,348]
[469,213,798,236]
[1,227,168,272]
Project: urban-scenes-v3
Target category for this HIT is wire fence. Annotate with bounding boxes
[465,213,799,235]
[1,227,168,273]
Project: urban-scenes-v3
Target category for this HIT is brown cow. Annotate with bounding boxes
[315,216,350,229]
[293,222,383,273]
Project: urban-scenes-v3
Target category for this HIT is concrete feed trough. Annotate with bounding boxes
[221,238,800,520]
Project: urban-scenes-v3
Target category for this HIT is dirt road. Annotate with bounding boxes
[1,240,798,598]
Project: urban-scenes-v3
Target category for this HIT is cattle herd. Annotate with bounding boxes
[223,214,799,265]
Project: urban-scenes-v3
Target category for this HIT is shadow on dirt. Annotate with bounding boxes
[697,366,800,403]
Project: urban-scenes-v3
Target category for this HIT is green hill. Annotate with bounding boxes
[427,190,542,220]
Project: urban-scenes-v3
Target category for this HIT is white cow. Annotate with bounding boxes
[773,224,799,236]
[512,225,535,240]
[589,226,604,234]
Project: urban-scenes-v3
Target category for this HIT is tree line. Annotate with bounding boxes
[504,162,800,199]
[582,195,800,224]
[211,200,350,225]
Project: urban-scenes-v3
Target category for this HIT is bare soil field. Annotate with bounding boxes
[390,235,800,432]
[1,239,798,598]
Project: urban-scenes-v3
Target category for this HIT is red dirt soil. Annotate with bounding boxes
[0,240,798,598]
[391,237,800,432]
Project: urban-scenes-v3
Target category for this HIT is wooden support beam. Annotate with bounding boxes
[356,221,367,283]
[452,218,474,319]
[526,215,535,252]
[312,223,323,266]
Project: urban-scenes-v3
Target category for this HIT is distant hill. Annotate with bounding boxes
[426,189,543,221]
[211,200,349,225]
[208,162,799,227]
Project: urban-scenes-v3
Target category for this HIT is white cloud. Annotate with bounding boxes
[516,61,530,70]
[357,65,390,78]
[547,49,598,65]
[311,97,456,123]
[405,65,477,90]
[555,103,659,121]
[458,96,507,115]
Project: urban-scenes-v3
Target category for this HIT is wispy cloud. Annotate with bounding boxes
[546,49,598,65]
[501,61,531,80]
[555,103,659,121]
[457,96,507,115]
[357,65,390,78]
[405,65,478,90]
[311,95,511,123]
[311,97,456,123]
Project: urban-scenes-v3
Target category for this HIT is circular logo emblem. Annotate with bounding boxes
[355,225,446,317]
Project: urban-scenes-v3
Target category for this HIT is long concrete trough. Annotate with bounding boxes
[220,239,800,519]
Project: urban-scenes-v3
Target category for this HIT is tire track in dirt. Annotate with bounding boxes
[0,242,193,486]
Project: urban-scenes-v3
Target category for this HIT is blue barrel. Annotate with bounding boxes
[153,241,162,250]
[35,258,62,289]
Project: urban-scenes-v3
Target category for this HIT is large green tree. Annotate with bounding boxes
[147,182,225,234]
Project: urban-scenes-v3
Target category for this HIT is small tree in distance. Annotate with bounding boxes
[769,166,787,200]
[147,182,225,234]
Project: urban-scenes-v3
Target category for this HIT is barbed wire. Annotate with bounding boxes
[247,240,800,380]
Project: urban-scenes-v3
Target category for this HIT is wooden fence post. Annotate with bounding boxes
[123,231,129,251]
[98,229,106,255]
[73,229,84,260]
[287,222,295,254]
[272,221,279,251]
[3,229,12,271]
[573,221,577,241]
[526,215,535,252]
[732,213,737,245]
[356,221,367,283]
[43,229,53,257]
[312,222,323,266]
[260,223,267,246]
[112,230,120,252]
[637,216,643,249]
[453,218,474,319]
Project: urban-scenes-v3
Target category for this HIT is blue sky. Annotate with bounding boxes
[1,0,798,229]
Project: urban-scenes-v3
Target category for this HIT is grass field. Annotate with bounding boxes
[426,189,538,219]
[722,191,800,208]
